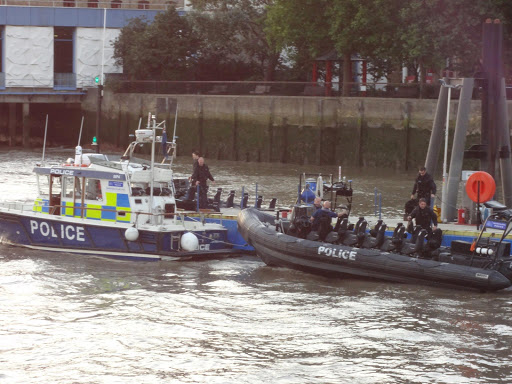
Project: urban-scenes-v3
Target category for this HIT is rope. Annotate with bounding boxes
[191,230,253,248]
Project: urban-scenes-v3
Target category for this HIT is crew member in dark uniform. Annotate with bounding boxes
[411,166,436,207]
[185,150,201,201]
[408,198,438,237]
[310,201,344,239]
[191,157,215,208]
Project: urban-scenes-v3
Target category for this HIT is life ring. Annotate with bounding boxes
[465,171,496,203]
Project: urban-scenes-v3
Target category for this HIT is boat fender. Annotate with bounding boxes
[181,232,199,251]
[125,227,139,241]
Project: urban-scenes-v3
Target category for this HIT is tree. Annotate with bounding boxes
[266,0,401,95]
[188,0,281,81]
[113,7,200,80]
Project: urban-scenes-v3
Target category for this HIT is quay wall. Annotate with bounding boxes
[80,90,503,169]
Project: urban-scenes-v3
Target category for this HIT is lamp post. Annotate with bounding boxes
[439,79,462,222]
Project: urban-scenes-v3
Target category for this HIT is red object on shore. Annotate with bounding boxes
[465,171,496,203]
[457,208,466,224]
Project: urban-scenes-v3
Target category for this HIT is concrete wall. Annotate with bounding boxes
[81,91,511,169]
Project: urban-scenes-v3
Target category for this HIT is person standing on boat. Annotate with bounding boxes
[192,157,215,208]
[411,166,436,207]
[313,197,323,210]
[408,198,438,237]
[185,150,201,201]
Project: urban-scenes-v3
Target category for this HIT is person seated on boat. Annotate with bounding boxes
[191,157,215,209]
[408,198,438,237]
[310,200,344,232]
[313,197,323,210]
[411,166,436,207]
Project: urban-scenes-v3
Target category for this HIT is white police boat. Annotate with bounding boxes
[0,114,247,261]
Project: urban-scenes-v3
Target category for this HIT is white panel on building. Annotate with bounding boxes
[5,26,53,88]
[76,28,121,88]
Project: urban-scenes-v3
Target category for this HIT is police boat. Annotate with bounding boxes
[237,201,512,292]
[0,114,249,261]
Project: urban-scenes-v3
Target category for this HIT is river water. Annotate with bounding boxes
[1,148,512,384]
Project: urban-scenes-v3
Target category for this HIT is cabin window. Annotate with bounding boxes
[64,176,82,198]
[85,179,103,201]
[37,175,50,197]
[131,183,146,196]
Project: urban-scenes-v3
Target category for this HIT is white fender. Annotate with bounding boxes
[125,227,139,241]
[181,232,199,251]
[317,176,323,198]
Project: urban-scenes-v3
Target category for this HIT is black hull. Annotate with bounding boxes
[237,208,512,292]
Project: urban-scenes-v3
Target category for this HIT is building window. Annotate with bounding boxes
[111,0,122,8]
[138,0,149,9]
[54,27,74,74]
[88,0,98,7]
[63,0,75,7]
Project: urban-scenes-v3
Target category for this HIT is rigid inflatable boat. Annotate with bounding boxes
[237,204,512,291]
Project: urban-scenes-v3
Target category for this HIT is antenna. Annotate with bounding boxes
[77,116,84,146]
[41,114,49,166]
[172,105,179,143]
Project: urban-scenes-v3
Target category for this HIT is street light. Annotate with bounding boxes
[439,78,462,222]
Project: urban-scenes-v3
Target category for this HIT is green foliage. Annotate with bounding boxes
[113,7,200,80]
[188,0,281,80]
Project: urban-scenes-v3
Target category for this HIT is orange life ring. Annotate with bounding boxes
[465,171,496,203]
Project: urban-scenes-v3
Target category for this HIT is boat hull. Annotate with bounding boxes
[0,210,243,261]
[237,208,512,291]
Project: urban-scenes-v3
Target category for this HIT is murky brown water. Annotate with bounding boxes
[1,148,511,384]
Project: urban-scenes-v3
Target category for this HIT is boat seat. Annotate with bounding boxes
[268,198,277,210]
[343,217,366,247]
[241,193,249,209]
[213,188,222,205]
[363,223,387,249]
[225,190,236,208]
[380,223,404,252]
[426,228,443,251]
[409,225,423,244]
[306,231,320,241]
[336,218,349,242]
[369,220,383,237]
[256,195,263,209]
[484,200,507,211]
[401,229,427,256]
[324,231,339,244]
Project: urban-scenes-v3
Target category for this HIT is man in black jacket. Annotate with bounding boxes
[191,157,215,208]
[411,166,436,207]
[408,198,438,237]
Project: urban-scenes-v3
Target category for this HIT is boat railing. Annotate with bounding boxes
[0,201,230,227]
[0,202,34,212]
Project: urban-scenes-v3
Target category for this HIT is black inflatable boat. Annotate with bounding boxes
[237,205,512,292]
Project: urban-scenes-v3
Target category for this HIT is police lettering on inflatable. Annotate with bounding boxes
[317,246,357,260]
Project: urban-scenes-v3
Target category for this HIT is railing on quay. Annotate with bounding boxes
[107,79,470,100]
[0,0,181,10]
